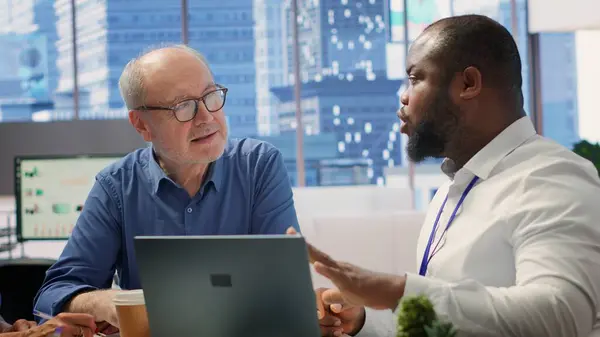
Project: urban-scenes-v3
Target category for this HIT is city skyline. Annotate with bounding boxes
[0,0,581,186]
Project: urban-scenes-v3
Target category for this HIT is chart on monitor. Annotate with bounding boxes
[15,155,124,241]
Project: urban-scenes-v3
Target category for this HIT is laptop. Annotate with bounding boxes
[134,235,321,337]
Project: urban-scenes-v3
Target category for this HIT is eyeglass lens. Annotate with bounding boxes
[173,90,226,122]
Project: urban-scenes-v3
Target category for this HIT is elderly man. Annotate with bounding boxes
[302,14,600,337]
[33,45,299,331]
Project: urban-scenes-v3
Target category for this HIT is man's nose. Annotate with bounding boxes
[193,102,214,125]
[400,90,409,106]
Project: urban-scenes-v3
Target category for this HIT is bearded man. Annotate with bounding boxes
[306,14,600,337]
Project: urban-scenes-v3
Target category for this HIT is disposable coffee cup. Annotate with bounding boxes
[113,289,150,337]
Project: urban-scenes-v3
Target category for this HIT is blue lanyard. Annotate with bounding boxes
[418,176,479,276]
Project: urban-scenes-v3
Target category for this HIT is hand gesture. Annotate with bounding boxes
[315,287,365,336]
[287,227,405,311]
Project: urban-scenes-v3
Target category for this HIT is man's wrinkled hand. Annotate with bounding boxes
[93,291,120,329]
[287,227,406,311]
[9,319,36,332]
[27,313,96,337]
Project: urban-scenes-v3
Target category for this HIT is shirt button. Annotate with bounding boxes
[186,208,193,213]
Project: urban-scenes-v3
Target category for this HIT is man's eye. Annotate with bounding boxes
[175,100,194,110]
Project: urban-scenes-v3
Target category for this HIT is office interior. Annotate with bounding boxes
[0,0,598,325]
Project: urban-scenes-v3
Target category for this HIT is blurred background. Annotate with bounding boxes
[0,0,598,270]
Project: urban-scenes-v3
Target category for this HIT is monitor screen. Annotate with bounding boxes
[14,155,124,241]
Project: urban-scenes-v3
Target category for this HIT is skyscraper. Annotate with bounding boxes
[189,0,257,137]
[538,32,580,148]
[53,0,183,119]
[0,0,57,120]
[254,0,285,136]
[52,0,257,136]
[272,0,404,185]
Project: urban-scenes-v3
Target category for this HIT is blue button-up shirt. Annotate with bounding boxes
[33,138,300,317]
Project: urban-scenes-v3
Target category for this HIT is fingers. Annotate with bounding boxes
[316,288,345,336]
[306,242,339,269]
[286,226,339,268]
[317,306,343,337]
[320,324,344,337]
[82,327,94,337]
[58,324,94,337]
[12,319,36,332]
[55,313,97,331]
[321,288,347,308]
[314,261,347,285]
[322,288,355,314]
[315,288,326,319]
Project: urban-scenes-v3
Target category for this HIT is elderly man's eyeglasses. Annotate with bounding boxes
[135,85,228,122]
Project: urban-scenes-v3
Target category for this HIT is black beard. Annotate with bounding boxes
[406,93,459,163]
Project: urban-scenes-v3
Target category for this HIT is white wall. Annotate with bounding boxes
[575,30,600,144]
[385,165,449,211]
[292,185,413,215]
[0,185,420,261]
[528,0,600,32]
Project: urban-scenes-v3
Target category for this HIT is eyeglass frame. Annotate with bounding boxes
[133,84,229,122]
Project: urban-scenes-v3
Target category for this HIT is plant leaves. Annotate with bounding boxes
[573,140,600,177]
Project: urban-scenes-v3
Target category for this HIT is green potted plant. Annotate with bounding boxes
[396,295,457,337]
[573,140,600,176]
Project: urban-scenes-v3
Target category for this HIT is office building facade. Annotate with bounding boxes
[272,0,404,185]
[188,0,257,137]
[538,33,579,148]
[259,133,370,186]
[254,0,285,136]
[0,0,58,121]
[51,0,258,136]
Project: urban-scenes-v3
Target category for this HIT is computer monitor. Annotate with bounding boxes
[14,154,124,241]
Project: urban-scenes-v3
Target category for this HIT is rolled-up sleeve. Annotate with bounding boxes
[33,175,122,319]
[251,148,300,234]
[400,174,600,337]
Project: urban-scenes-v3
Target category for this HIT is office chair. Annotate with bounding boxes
[0,258,55,323]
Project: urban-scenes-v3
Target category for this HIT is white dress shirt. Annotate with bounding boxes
[356,117,600,337]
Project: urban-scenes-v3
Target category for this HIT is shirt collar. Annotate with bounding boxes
[441,116,537,180]
[145,147,223,194]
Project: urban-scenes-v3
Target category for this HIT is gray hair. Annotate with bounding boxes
[118,44,210,110]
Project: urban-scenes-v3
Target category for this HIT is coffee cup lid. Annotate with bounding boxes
[113,289,145,306]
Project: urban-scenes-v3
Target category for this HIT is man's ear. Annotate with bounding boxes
[459,66,482,100]
[129,110,153,142]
